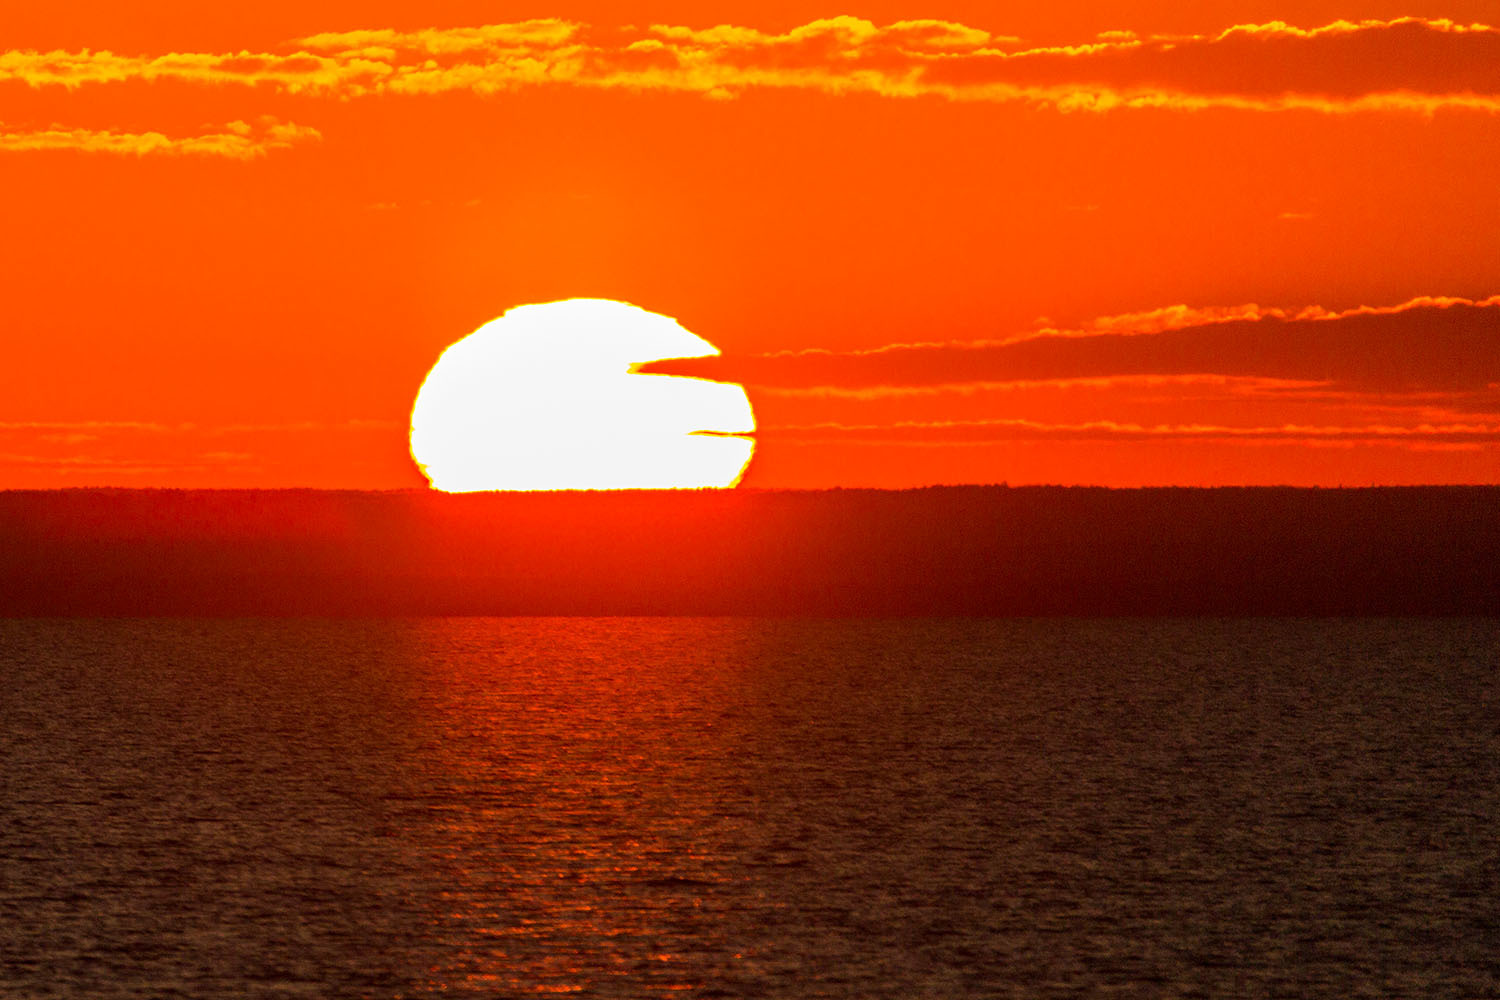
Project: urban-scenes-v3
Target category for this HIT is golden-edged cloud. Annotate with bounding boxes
[3,15,1496,113]
[639,295,1500,395]
[649,294,1500,453]
[0,117,319,158]
[0,48,389,93]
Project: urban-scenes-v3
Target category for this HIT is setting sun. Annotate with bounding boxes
[4,1,1499,996]
[408,299,755,491]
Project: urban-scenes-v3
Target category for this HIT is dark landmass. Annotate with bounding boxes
[0,486,1495,616]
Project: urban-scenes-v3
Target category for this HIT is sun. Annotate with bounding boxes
[409,299,755,491]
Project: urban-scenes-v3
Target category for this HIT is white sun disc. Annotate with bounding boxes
[409,298,755,491]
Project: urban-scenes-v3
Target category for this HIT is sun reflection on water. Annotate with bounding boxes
[394,618,758,997]
[8,617,1493,998]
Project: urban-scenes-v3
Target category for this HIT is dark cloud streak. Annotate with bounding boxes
[639,300,1500,394]
[922,19,1500,103]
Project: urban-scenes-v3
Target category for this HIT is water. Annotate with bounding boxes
[1,618,1496,998]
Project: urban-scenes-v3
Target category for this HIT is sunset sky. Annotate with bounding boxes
[3,0,1497,489]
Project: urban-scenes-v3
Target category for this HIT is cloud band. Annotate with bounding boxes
[0,117,319,158]
[3,16,1496,114]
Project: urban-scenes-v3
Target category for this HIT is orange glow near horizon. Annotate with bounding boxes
[1,1,1497,489]
[409,299,754,491]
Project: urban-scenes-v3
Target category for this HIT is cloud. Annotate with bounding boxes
[0,420,170,430]
[294,19,585,59]
[917,16,1500,112]
[758,417,1500,446]
[2,15,1495,113]
[0,117,319,158]
[754,373,1324,400]
[638,295,1500,395]
[0,419,396,434]
[0,48,383,94]
[0,419,400,482]
[0,452,213,473]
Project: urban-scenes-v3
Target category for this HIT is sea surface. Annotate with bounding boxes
[1,617,1496,999]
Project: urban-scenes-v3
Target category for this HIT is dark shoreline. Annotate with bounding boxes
[2,486,1496,616]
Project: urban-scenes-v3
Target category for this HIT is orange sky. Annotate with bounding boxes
[3,1,1497,488]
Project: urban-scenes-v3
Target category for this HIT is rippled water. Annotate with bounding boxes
[2,618,1497,998]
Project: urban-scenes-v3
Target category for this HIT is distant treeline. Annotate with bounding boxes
[0,487,1496,616]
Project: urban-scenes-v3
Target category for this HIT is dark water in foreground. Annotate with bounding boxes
[1,618,1497,999]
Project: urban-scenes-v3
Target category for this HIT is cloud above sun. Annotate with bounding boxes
[3,15,1498,117]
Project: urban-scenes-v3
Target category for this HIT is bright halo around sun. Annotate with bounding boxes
[409,298,755,491]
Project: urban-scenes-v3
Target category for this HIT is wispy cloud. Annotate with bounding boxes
[2,15,1495,113]
[0,420,171,430]
[0,419,401,483]
[639,295,1500,395]
[754,373,1325,400]
[759,417,1500,446]
[0,452,225,474]
[670,295,1500,460]
[0,117,319,158]
[1067,295,1500,340]
[0,419,396,434]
